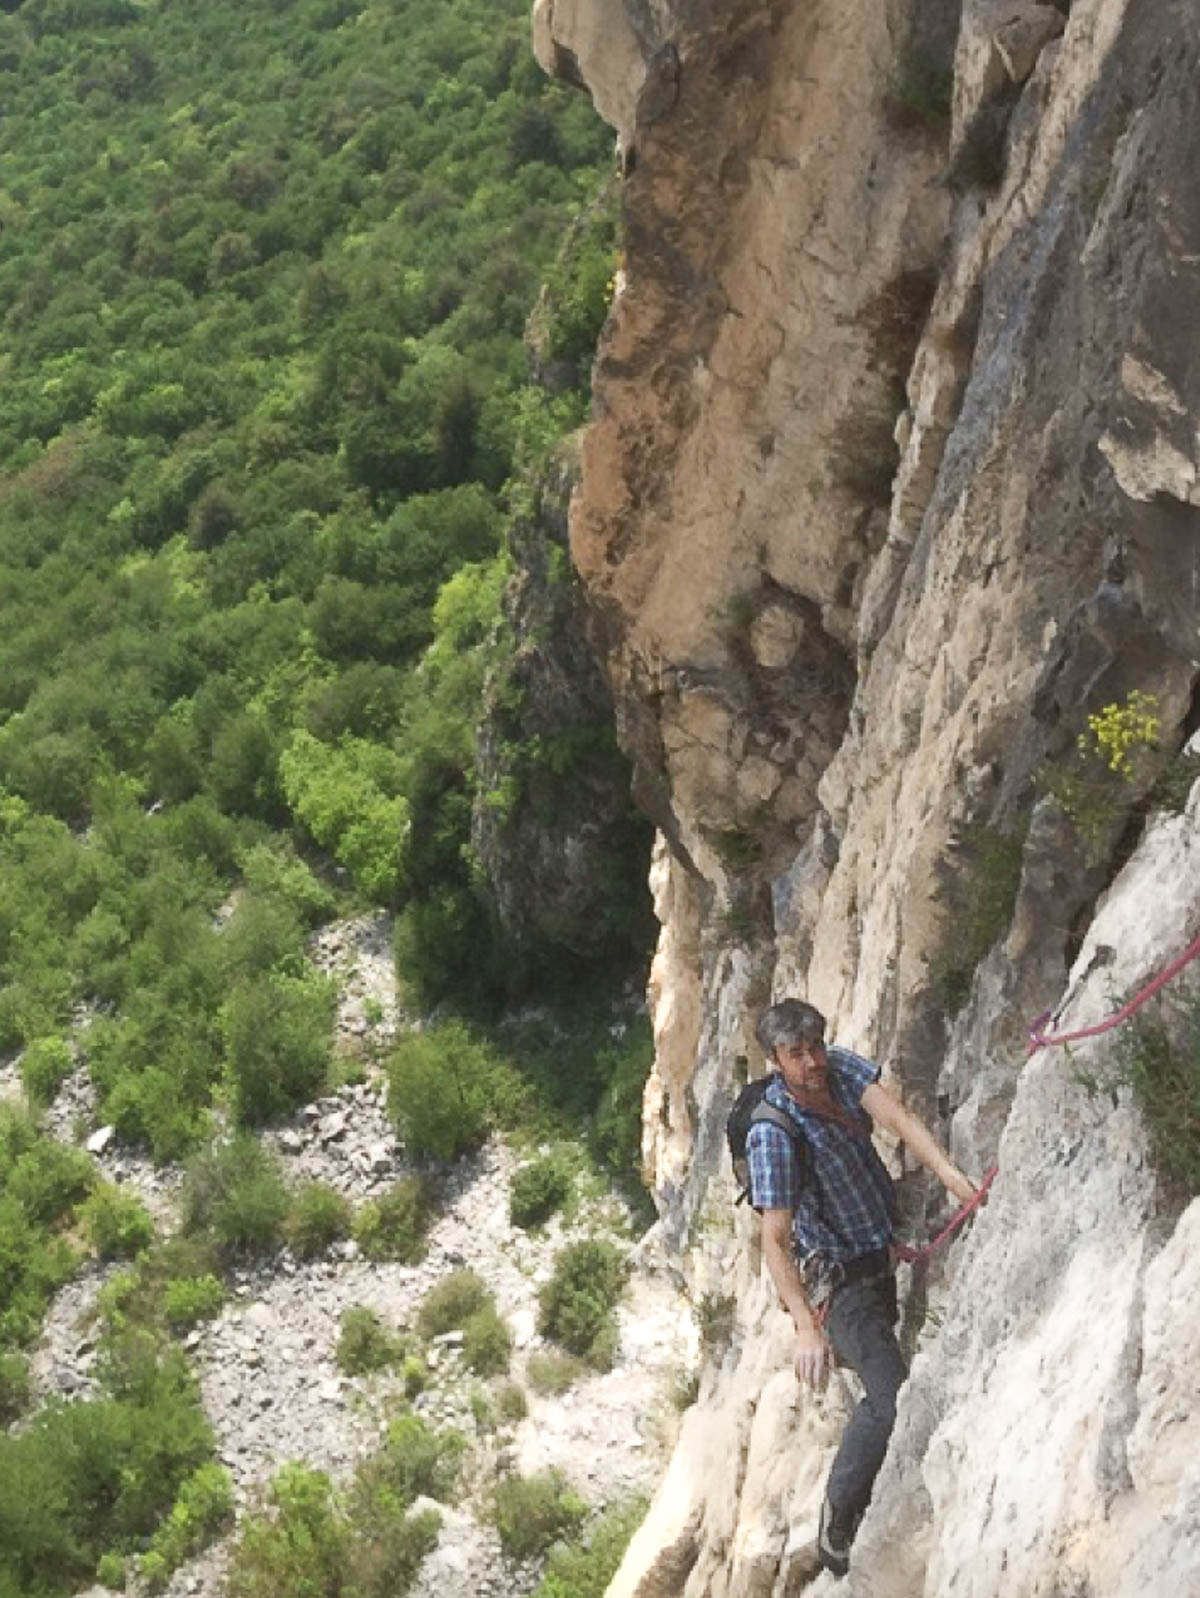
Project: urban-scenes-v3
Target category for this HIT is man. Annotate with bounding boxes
[746,998,979,1579]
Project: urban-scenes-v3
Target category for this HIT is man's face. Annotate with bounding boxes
[773,1037,828,1095]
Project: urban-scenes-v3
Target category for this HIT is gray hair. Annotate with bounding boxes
[755,998,826,1059]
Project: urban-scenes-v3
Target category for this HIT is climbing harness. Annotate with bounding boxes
[1026,926,1200,1052]
[803,1165,999,1327]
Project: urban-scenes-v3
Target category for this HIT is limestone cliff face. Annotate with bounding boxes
[537,0,1200,1593]
[471,449,655,990]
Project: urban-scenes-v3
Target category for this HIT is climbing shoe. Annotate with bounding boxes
[817,1496,856,1579]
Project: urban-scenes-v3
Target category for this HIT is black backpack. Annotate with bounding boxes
[726,1076,810,1208]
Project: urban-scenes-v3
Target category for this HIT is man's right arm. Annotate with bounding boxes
[760,1207,831,1388]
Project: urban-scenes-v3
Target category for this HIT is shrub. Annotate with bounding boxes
[336,1306,402,1376]
[529,1497,648,1598]
[948,92,1019,192]
[1109,994,1200,1196]
[144,1462,233,1581]
[81,1182,156,1260]
[95,1550,126,1588]
[385,1023,492,1161]
[696,1292,737,1352]
[489,1469,587,1561]
[462,1303,511,1377]
[537,1239,628,1367]
[19,1035,73,1105]
[352,1175,434,1263]
[0,1348,31,1424]
[510,1153,572,1230]
[222,970,335,1127]
[928,819,1027,1017]
[138,1549,170,1592]
[278,730,408,901]
[343,1501,440,1598]
[228,1463,347,1598]
[0,1340,214,1596]
[882,45,953,133]
[181,1134,290,1258]
[1042,689,1163,861]
[6,1134,95,1226]
[359,1413,463,1507]
[237,842,337,927]
[286,1180,353,1259]
[402,1353,428,1397]
[494,1379,528,1423]
[525,1349,586,1397]
[416,1269,490,1339]
[827,411,898,508]
[162,1274,225,1331]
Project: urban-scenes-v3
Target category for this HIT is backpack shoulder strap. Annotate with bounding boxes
[748,1101,810,1177]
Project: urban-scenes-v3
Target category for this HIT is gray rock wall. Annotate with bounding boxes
[537,0,1200,1591]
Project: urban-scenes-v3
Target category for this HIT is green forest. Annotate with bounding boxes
[0,2,655,1592]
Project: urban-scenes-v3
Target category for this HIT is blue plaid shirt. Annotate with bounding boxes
[746,1046,897,1264]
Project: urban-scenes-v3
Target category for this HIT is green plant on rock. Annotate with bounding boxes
[948,87,1021,193]
[222,969,336,1127]
[928,817,1028,1017]
[1152,749,1200,814]
[528,1496,648,1598]
[80,1182,156,1260]
[180,1134,290,1259]
[95,1551,126,1590]
[509,1152,573,1229]
[827,410,899,508]
[1109,991,1200,1196]
[0,1348,31,1425]
[525,1349,586,1396]
[1085,691,1160,776]
[416,1269,490,1339]
[363,1413,464,1508]
[227,1463,347,1598]
[493,1379,528,1423]
[141,1462,234,1587]
[336,1305,404,1377]
[352,1175,435,1263]
[696,1291,737,1352]
[19,1035,73,1106]
[385,1022,494,1161]
[489,1468,587,1562]
[1042,690,1162,861]
[0,1336,215,1598]
[708,828,763,871]
[285,1180,353,1259]
[882,44,954,132]
[162,1273,225,1332]
[402,1353,428,1397]
[537,1238,628,1368]
[462,1302,512,1377]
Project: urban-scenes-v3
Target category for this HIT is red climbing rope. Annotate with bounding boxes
[893,1163,999,1265]
[1026,925,1200,1052]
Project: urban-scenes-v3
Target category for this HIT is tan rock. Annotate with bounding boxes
[531,0,647,148]
[559,0,1200,1593]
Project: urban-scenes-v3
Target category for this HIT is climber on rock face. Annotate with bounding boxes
[747,998,979,1580]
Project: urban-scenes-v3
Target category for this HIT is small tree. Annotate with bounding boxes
[385,1024,492,1161]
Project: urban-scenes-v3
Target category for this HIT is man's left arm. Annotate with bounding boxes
[861,1082,978,1204]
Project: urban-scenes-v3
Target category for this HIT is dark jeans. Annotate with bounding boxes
[823,1275,906,1521]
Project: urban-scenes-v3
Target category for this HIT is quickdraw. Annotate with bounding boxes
[1027,926,1200,1052]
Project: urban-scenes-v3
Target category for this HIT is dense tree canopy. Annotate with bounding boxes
[0,0,633,1151]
